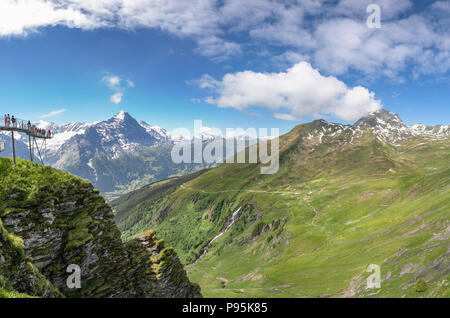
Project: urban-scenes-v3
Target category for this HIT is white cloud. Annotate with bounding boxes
[102,75,121,89]
[332,0,413,20]
[273,113,298,121]
[102,74,133,104]
[310,16,445,77]
[271,51,310,67]
[0,0,103,37]
[194,36,241,60]
[40,108,66,118]
[0,0,448,78]
[110,92,123,104]
[198,61,382,121]
[0,0,237,60]
[126,79,134,87]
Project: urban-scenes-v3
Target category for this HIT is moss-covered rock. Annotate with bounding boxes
[0,158,201,298]
[0,219,62,298]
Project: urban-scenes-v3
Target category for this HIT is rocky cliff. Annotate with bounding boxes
[0,158,201,298]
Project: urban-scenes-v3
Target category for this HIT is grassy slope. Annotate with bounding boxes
[114,121,450,297]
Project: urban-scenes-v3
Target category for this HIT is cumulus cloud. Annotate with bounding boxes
[102,74,133,105]
[239,0,448,78]
[102,75,121,89]
[0,0,103,37]
[198,62,382,121]
[40,108,66,118]
[332,0,413,20]
[110,92,123,104]
[271,51,310,68]
[0,0,239,60]
[0,0,448,77]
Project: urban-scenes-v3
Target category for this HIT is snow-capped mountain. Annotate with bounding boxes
[0,111,183,194]
[409,123,450,138]
[172,127,263,144]
[295,109,449,148]
[47,111,173,178]
[356,109,449,141]
[38,120,94,153]
[56,111,166,159]
[1,108,447,195]
[139,120,171,143]
[26,110,168,164]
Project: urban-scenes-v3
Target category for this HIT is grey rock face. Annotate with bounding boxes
[1,177,201,298]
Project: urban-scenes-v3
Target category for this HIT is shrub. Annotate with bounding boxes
[252,221,265,237]
[415,278,428,292]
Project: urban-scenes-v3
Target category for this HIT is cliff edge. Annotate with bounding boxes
[0,158,201,298]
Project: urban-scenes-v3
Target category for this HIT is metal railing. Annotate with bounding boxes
[1,116,52,138]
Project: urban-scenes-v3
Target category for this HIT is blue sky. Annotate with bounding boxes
[0,0,449,135]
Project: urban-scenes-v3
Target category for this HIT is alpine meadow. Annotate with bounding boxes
[112,110,449,297]
[0,0,449,305]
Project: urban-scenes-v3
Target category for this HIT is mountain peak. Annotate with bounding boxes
[354,108,405,129]
[352,108,411,142]
[114,110,131,121]
[371,108,402,121]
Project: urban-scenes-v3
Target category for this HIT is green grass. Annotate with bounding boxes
[115,121,450,297]
[0,287,34,298]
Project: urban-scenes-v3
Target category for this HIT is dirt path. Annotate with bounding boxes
[303,196,320,226]
[181,183,323,227]
[190,268,229,288]
[180,184,301,195]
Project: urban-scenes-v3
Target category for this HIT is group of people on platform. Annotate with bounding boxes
[3,114,16,128]
[3,114,51,138]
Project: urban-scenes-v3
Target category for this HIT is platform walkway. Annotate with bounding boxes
[1,116,52,166]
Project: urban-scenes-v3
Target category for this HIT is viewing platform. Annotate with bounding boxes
[1,116,52,166]
[1,118,52,139]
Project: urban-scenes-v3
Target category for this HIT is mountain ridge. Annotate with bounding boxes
[1,108,448,196]
[0,111,210,196]
[112,108,449,298]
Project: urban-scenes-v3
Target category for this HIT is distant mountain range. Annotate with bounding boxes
[112,109,449,298]
[1,109,448,198]
[0,111,213,198]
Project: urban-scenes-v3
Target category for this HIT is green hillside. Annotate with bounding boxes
[113,116,450,298]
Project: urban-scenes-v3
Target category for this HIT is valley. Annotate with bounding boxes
[2,0,449,303]
[113,110,450,298]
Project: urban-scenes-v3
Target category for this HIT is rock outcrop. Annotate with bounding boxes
[0,158,201,298]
